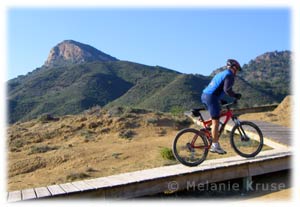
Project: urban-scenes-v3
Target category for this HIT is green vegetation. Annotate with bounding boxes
[119,130,135,140]
[241,51,290,101]
[170,106,185,117]
[39,113,59,123]
[10,139,27,152]
[8,51,291,124]
[160,147,176,160]
[29,145,59,155]
[112,152,123,159]
[66,172,90,181]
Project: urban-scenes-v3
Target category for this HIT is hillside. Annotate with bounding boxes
[232,76,276,108]
[241,51,291,100]
[212,51,291,103]
[7,40,291,124]
[7,95,290,191]
[8,106,267,191]
[239,96,292,127]
[108,74,210,111]
[8,61,181,123]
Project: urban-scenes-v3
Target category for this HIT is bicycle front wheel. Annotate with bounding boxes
[230,121,264,158]
[172,128,209,167]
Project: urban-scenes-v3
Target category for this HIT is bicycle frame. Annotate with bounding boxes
[191,106,235,150]
[173,101,264,166]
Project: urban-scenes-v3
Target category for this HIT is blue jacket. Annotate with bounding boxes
[203,69,236,99]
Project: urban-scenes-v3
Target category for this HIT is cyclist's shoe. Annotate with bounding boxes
[210,143,227,154]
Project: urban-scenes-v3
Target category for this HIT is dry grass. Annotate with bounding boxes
[239,96,292,128]
[7,108,195,191]
[8,97,289,192]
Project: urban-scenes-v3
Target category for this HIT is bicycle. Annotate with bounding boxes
[172,100,264,167]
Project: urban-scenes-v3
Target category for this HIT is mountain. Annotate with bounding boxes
[210,50,291,106]
[7,40,291,124]
[8,61,182,123]
[44,40,118,67]
[241,51,291,101]
[108,74,210,111]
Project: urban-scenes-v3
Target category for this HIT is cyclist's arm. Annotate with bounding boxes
[223,75,237,97]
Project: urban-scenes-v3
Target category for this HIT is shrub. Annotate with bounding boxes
[107,106,124,117]
[29,145,59,155]
[173,117,192,130]
[170,106,185,117]
[84,105,102,115]
[100,127,110,134]
[39,113,59,123]
[125,107,149,114]
[81,130,95,142]
[86,167,97,172]
[10,139,27,149]
[160,147,175,160]
[119,130,135,140]
[145,117,158,126]
[112,152,123,159]
[156,128,167,136]
[41,131,57,140]
[88,122,100,129]
[78,117,88,122]
[66,172,90,181]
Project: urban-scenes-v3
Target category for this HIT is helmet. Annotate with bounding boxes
[227,59,242,71]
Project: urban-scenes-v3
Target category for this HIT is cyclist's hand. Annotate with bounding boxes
[235,93,242,100]
[220,99,228,105]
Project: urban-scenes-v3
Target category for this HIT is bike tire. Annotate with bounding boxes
[172,128,209,167]
[230,121,264,158]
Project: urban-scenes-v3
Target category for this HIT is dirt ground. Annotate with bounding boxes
[7,96,292,200]
[239,96,292,128]
[7,107,246,191]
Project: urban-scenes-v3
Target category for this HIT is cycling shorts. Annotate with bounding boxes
[201,93,220,119]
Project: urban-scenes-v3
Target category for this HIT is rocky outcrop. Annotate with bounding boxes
[44,40,118,67]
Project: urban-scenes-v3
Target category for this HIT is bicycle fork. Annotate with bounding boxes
[187,132,207,157]
[232,117,249,141]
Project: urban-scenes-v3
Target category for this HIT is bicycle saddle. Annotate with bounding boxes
[191,106,206,117]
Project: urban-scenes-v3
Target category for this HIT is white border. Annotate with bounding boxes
[1,0,298,207]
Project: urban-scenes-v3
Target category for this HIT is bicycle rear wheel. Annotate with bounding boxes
[230,121,263,158]
[172,128,209,167]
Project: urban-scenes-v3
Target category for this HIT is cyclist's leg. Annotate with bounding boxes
[210,106,220,143]
[201,93,220,119]
[201,93,220,140]
[211,119,219,143]
[201,94,226,154]
[201,93,212,126]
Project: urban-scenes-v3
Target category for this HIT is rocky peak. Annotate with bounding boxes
[254,50,290,63]
[44,40,118,67]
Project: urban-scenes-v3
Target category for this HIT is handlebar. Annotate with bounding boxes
[221,99,238,109]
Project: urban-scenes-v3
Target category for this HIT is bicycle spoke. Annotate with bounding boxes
[173,128,208,166]
[230,121,263,158]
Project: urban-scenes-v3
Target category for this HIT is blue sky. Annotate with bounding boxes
[8,8,290,79]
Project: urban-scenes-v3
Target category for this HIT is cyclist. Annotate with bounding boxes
[201,59,242,154]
